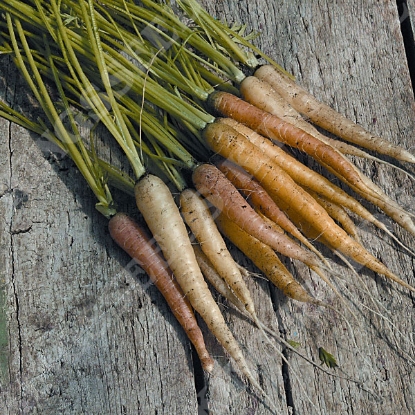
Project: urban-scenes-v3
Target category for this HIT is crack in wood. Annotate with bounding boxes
[397,0,415,96]
[6,109,26,414]
[192,348,209,415]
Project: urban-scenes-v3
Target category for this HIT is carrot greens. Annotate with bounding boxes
[1,0,415,412]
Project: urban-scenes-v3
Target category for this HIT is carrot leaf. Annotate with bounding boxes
[318,347,339,369]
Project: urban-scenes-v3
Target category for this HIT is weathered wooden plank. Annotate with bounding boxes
[198,1,415,414]
[0,59,198,414]
[0,1,414,415]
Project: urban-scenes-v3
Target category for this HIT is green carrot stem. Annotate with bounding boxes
[100,0,246,82]
[7,14,108,205]
[48,0,146,180]
[9,28,200,171]
[83,0,141,175]
[176,0,258,68]
[5,13,116,217]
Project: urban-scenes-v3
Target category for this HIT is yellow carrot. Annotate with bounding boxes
[216,214,319,304]
[209,91,415,235]
[192,163,326,271]
[219,117,415,248]
[202,121,415,292]
[215,156,330,267]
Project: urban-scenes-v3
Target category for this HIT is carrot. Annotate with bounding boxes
[219,118,415,251]
[202,121,415,292]
[180,187,308,367]
[192,163,327,272]
[240,75,415,180]
[209,91,415,233]
[216,117,362,210]
[214,156,331,267]
[193,241,347,413]
[215,214,319,304]
[192,244,352,407]
[193,244,245,313]
[134,174,275,407]
[254,64,415,164]
[180,188,256,317]
[305,189,361,243]
[191,162,344,304]
[240,76,392,157]
[209,90,364,186]
[108,212,214,372]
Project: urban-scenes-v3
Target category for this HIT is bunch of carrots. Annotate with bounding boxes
[1,0,414,411]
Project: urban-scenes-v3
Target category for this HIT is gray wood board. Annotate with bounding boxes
[1,1,415,414]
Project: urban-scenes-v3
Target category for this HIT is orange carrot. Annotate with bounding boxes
[218,117,415,241]
[108,212,214,372]
[254,64,415,164]
[192,163,342,296]
[209,91,415,232]
[192,163,325,271]
[209,90,363,188]
[202,121,415,292]
[214,157,330,266]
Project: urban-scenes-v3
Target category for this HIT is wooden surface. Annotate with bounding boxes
[1,1,415,414]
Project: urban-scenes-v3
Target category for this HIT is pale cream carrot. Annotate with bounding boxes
[134,174,275,405]
[254,65,415,164]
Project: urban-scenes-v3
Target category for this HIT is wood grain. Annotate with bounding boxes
[1,1,415,414]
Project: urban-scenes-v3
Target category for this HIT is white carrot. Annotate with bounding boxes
[180,188,257,317]
[193,244,245,313]
[254,65,415,164]
[240,75,415,182]
[180,188,295,380]
[134,174,276,409]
